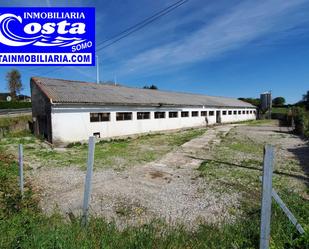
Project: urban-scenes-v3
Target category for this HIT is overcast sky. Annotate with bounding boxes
[0,0,309,103]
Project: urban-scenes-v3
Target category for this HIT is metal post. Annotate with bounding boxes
[271,189,305,234]
[259,145,274,249]
[18,144,24,197]
[81,136,95,226]
[259,177,305,235]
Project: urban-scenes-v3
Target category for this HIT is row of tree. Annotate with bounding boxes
[238,96,286,107]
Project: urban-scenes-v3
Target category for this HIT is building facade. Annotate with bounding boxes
[31,77,256,143]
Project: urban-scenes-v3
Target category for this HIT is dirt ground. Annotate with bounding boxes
[29,121,309,228]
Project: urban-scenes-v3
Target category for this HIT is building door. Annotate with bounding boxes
[216,111,221,124]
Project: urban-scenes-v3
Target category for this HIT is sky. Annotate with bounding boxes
[0,0,309,104]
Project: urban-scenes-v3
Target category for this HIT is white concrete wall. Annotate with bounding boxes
[51,105,256,143]
[219,109,256,123]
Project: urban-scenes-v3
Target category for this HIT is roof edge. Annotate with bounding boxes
[51,101,256,109]
[31,77,52,102]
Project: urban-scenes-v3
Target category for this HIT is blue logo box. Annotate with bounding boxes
[0,7,95,66]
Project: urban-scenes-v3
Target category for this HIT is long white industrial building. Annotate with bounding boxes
[31,77,256,143]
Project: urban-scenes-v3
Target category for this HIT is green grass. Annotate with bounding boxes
[228,139,263,154]
[196,124,309,247]
[239,119,275,126]
[1,207,308,249]
[1,124,308,248]
[0,155,308,248]
[198,125,307,194]
[0,115,32,128]
[272,107,289,115]
[0,128,206,170]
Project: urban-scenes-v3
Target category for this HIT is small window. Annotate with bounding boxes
[242,110,246,114]
[222,111,227,115]
[238,110,241,115]
[90,112,110,122]
[93,132,100,138]
[250,110,253,114]
[201,111,207,116]
[233,110,237,115]
[246,110,249,114]
[209,111,214,116]
[228,111,232,115]
[116,112,132,121]
[169,111,178,118]
[155,112,165,119]
[181,111,189,117]
[137,112,150,120]
[192,111,199,117]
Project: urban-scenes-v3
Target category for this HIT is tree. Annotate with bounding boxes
[302,90,309,110]
[303,91,309,102]
[272,97,285,107]
[238,98,261,107]
[143,84,158,90]
[6,69,22,99]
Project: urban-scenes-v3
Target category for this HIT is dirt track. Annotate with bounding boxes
[30,122,309,228]
[31,125,239,227]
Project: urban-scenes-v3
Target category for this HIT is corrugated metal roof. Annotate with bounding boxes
[31,77,255,108]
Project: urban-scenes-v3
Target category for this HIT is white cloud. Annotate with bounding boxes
[115,0,309,76]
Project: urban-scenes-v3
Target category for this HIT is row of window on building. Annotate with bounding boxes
[90,109,256,122]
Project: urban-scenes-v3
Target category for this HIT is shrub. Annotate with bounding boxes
[0,101,31,109]
[66,142,82,148]
[293,107,309,138]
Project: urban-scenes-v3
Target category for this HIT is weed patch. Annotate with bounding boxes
[0,128,207,170]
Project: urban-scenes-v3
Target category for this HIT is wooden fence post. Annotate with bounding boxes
[81,136,95,226]
[18,144,24,197]
[259,145,274,249]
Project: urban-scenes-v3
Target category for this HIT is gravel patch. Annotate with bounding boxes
[30,125,240,228]
[30,122,308,228]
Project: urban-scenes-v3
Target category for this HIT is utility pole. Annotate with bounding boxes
[96,55,100,84]
[269,90,272,119]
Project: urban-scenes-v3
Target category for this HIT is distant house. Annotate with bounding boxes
[0,92,11,101]
[0,93,31,102]
[17,94,31,102]
[31,77,257,144]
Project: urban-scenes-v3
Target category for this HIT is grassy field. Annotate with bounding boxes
[197,125,309,248]
[239,119,275,126]
[1,151,308,248]
[0,115,32,128]
[198,125,307,196]
[0,128,206,170]
[272,107,289,115]
[0,124,308,248]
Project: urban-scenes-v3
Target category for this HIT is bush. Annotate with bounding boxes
[293,107,309,138]
[0,115,32,129]
[0,101,31,109]
[272,97,286,107]
[66,142,82,148]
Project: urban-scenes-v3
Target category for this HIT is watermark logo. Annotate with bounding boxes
[0,7,95,65]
